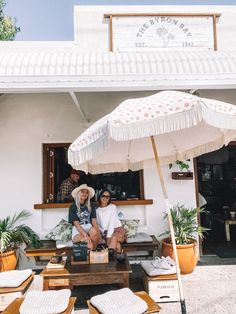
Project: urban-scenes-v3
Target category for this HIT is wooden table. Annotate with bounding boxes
[41,256,132,291]
[214,216,236,242]
[122,235,159,257]
[2,297,76,314]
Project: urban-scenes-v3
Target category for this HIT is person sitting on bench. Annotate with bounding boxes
[69,184,100,250]
[96,190,126,253]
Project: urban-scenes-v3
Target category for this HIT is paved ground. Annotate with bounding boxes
[159,264,236,314]
[17,257,236,314]
[74,262,236,314]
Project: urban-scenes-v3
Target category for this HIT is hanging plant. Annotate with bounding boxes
[169,160,191,172]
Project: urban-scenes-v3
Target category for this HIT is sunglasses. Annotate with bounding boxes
[101,194,110,199]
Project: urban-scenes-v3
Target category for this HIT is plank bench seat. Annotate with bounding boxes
[25,235,159,260]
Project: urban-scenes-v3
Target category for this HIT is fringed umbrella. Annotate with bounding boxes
[68,90,236,313]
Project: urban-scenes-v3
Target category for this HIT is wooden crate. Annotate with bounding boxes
[143,272,179,303]
[89,251,108,264]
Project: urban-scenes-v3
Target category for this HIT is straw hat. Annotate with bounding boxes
[72,184,95,199]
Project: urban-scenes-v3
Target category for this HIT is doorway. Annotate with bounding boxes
[197,142,236,258]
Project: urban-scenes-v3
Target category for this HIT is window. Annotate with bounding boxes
[43,143,144,203]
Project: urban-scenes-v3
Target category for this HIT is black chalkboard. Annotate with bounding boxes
[73,242,88,261]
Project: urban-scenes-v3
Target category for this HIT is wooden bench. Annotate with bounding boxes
[25,236,159,262]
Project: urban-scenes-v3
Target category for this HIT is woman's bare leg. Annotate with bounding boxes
[107,234,118,250]
[114,232,126,253]
[88,227,100,250]
[73,233,94,250]
[73,233,85,243]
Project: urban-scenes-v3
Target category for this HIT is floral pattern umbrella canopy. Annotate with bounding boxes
[68,91,236,173]
[68,90,236,313]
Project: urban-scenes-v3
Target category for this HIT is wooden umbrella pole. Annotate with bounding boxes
[150,136,186,311]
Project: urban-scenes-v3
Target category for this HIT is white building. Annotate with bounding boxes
[1,5,236,261]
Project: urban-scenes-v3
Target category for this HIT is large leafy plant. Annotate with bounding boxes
[0,210,41,254]
[0,0,20,40]
[160,204,208,245]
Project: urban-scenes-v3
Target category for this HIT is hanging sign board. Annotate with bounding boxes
[107,14,219,52]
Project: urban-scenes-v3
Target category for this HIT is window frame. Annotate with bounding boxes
[43,143,144,204]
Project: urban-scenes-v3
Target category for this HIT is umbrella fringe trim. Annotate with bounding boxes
[68,134,109,167]
[109,105,202,141]
[201,104,236,130]
[174,137,228,163]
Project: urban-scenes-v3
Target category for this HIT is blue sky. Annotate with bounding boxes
[5,0,236,41]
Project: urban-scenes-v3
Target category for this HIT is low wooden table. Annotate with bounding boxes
[25,240,66,263]
[122,235,159,257]
[41,256,132,291]
[2,297,76,314]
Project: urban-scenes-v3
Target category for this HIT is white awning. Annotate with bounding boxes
[1,46,236,92]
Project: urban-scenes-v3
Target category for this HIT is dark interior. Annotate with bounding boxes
[53,146,141,202]
[197,143,236,256]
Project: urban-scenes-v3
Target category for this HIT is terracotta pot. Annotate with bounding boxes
[162,238,198,274]
[0,250,17,272]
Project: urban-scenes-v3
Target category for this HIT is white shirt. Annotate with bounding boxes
[198,193,207,208]
[96,204,122,238]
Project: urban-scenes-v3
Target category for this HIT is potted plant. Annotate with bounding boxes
[160,204,208,274]
[0,210,41,271]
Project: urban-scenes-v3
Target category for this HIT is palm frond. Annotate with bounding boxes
[9,210,31,227]
[0,210,41,253]
[0,231,11,252]
[160,204,209,245]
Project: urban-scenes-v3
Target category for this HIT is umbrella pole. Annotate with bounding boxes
[150,136,187,314]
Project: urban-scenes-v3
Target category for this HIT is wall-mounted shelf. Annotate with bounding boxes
[34,199,153,209]
[172,172,193,180]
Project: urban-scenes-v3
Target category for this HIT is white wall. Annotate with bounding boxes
[74,5,236,51]
[0,93,84,233]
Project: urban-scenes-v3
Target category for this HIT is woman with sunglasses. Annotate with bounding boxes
[96,190,126,252]
[69,184,100,250]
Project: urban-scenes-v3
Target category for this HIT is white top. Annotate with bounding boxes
[198,193,207,208]
[96,203,122,238]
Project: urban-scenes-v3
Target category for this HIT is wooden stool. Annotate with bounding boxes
[87,291,161,314]
[0,272,35,312]
[0,272,35,295]
[143,270,179,302]
[2,297,76,314]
